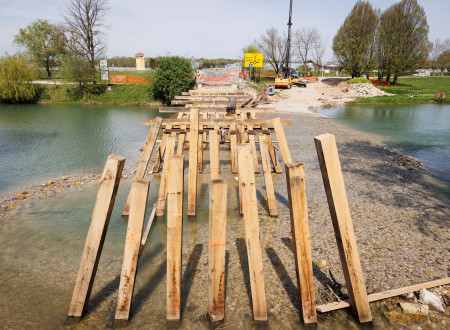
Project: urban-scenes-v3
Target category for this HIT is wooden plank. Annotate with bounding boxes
[273,117,292,164]
[139,203,157,256]
[143,118,292,126]
[238,145,268,321]
[230,124,238,173]
[166,155,185,321]
[188,89,246,95]
[68,154,125,318]
[209,130,220,180]
[317,277,450,313]
[176,112,186,156]
[208,179,227,321]
[115,178,150,321]
[188,109,199,216]
[156,135,176,217]
[314,133,372,323]
[159,108,275,113]
[123,118,162,216]
[285,162,317,324]
[263,124,283,174]
[198,112,207,172]
[174,95,250,100]
[247,125,259,173]
[172,100,245,106]
[259,135,278,217]
[152,131,168,174]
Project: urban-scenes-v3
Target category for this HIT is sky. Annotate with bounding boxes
[1,0,449,62]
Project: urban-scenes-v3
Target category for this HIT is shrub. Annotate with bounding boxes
[347,77,373,84]
[149,56,195,104]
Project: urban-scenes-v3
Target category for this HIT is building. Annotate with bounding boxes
[135,52,145,70]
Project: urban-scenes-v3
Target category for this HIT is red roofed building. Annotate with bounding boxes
[135,52,145,70]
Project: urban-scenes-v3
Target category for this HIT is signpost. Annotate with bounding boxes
[245,53,263,83]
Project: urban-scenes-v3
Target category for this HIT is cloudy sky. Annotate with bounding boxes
[1,0,448,61]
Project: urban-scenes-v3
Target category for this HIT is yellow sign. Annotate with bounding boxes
[245,53,263,68]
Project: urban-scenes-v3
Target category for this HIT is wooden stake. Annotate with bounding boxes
[230,124,238,173]
[156,135,176,217]
[285,162,317,324]
[209,130,220,180]
[247,125,260,173]
[176,113,186,155]
[208,179,227,321]
[259,135,278,217]
[152,130,169,174]
[314,133,372,323]
[139,203,157,256]
[263,124,282,173]
[273,117,292,164]
[115,178,150,321]
[68,154,125,318]
[238,145,268,321]
[188,109,199,216]
[166,155,185,320]
[123,118,162,216]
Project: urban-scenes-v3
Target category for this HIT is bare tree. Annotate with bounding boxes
[63,0,109,76]
[294,26,319,73]
[255,27,285,74]
[312,36,327,76]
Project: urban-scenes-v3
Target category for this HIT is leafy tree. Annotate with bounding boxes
[332,1,379,78]
[430,39,450,75]
[255,28,285,74]
[0,55,40,103]
[59,54,93,84]
[149,56,195,105]
[13,19,66,78]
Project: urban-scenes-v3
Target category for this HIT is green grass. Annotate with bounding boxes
[347,77,372,84]
[109,70,154,79]
[349,77,450,105]
[248,77,276,91]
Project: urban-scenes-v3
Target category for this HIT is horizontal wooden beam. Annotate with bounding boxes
[171,100,246,105]
[159,107,275,113]
[143,118,291,126]
[174,95,249,100]
[316,277,450,313]
[187,90,246,95]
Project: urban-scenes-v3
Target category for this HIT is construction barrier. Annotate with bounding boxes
[109,75,150,85]
[369,79,390,87]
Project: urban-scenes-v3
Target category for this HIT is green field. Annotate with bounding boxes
[109,70,154,79]
[349,77,450,105]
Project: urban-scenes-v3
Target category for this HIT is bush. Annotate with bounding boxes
[149,56,195,104]
[0,55,41,103]
[347,77,373,84]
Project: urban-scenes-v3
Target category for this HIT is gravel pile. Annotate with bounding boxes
[349,82,391,96]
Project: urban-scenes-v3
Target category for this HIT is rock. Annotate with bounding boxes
[419,288,445,312]
[46,180,54,186]
[384,309,428,325]
[9,204,17,209]
[400,302,429,315]
[402,292,415,299]
[61,176,69,181]
[17,193,26,200]
[443,292,450,306]
[341,87,349,92]
[122,174,128,179]
[317,260,327,268]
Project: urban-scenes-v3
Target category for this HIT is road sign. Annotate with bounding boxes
[249,63,253,68]
[245,53,263,68]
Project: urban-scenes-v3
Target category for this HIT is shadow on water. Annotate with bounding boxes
[235,238,252,309]
[180,243,203,318]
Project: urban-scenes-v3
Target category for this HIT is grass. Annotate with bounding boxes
[349,77,450,105]
[248,77,276,91]
[347,77,372,84]
[109,70,154,79]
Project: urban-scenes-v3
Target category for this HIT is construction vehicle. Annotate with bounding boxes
[275,0,294,89]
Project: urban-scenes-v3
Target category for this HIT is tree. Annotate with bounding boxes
[312,36,327,76]
[63,0,109,78]
[59,54,93,84]
[255,28,285,74]
[430,39,450,75]
[13,20,66,78]
[294,27,319,74]
[377,0,430,85]
[0,55,40,103]
[150,56,195,105]
[332,1,379,78]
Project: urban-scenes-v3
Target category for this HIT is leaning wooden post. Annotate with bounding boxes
[123,117,162,216]
[230,124,238,173]
[166,155,185,320]
[238,145,268,321]
[68,154,125,318]
[314,133,372,323]
[115,178,150,321]
[156,135,176,217]
[285,162,317,324]
[188,109,199,216]
[258,134,278,217]
[262,123,282,173]
[247,125,260,173]
[273,117,292,164]
[208,179,227,321]
[209,130,220,180]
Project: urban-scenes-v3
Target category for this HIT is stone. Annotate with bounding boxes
[121,174,128,179]
[400,302,429,316]
[443,292,450,306]
[17,193,26,200]
[9,204,17,209]
[46,180,54,186]
[317,260,327,268]
[419,288,445,312]
[61,176,69,181]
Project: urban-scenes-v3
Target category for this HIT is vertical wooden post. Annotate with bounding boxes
[285,162,317,324]
[247,125,260,173]
[258,135,278,217]
[152,126,171,174]
[230,124,238,173]
[156,135,176,217]
[238,145,268,321]
[209,130,220,180]
[273,117,292,164]
[188,109,199,216]
[262,124,282,173]
[139,203,157,256]
[115,178,150,321]
[68,154,125,318]
[314,133,372,323]
[123,118,162,216]
[166,155,185,321]
[176,112,186,156]
[208,179,227,321]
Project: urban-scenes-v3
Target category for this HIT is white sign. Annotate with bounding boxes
[325,69,330,73]
[100,60,108,70]
[101,70,109,81]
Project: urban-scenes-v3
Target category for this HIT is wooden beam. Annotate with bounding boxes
[188,109,199,216]
[238,145,268,321]
[158,107,275,113]
[166,155,185,321]
[156,135,176,217]
[285,162,317,324]
[209,130,220,180]
[68,154,125,318]
[230,124,238,173]
[259,135,278,217]
[187,89,246,95]
[247,125,260,173]
[317,277,450,313]
[115,178,150,321]
[123,117,162,216]
[139,203,157,256]
[152,131,168,174]
[273,117,292,164]
[208,179,227,321]
[176,112,186,156]
[143,118,292,126]
[174,95,250,100]
[314,133,372,323]
[263,124,283,174]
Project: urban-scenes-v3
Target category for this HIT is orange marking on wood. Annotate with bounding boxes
[295,231,309,236]
[209,240,226,248]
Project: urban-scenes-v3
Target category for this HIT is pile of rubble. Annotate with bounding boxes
[347,82,391,97]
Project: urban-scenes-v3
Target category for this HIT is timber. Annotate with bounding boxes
[209,130,220,180]
[156,135,176,217]
[142,118,292,126]
[188,109,199,215]
[139,203,157,256]
[273,117,292,164]
[68,154,125,318]
[259,135,278,217]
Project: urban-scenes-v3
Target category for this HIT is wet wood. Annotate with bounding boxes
[314,133,372,323]
[123,118,162,216]
[156,135,176,217]
[159,107,275,113]
[230,124,238,173]
[285,162,317,324]
[143,118,292,126]
[188,109,199,216]
[166,156,185,320]
[209,130,220,180]
[176,113,186,156]
[68,154,125,318]
[273,117,292,164]
[208,179,227,321]
[115,178,150,321]
[259,135,277,217]
[238,145,267,321]
[139,203,157,256]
